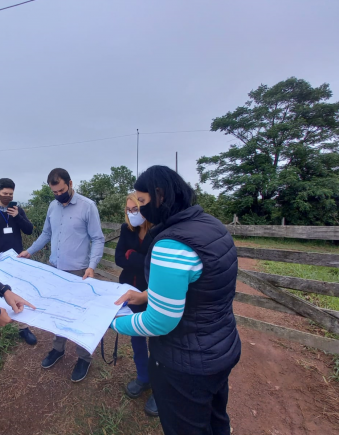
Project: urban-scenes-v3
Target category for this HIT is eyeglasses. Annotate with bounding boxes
[126,206,139,215]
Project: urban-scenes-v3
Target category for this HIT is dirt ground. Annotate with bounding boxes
[0,259,338,435]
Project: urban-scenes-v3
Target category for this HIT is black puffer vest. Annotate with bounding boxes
[145,205,241,375]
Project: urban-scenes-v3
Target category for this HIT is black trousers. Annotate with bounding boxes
[149,356,237,435]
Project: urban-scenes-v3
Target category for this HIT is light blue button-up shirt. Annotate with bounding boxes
[27,192,105,271]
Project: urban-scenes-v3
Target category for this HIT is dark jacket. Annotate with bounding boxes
[0,207,33,254]
[115,223,153,291]
[145,205,241,375]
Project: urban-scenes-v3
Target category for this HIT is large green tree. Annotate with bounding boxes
[25,183,55,233]
[192,184,232,223]
[77,174,112,203]
[110,166,136,195]
[197,77,339,224]
[78,166,136,204]
[77,166,136,222]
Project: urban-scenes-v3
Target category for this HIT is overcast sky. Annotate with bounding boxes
[0,0,338,202]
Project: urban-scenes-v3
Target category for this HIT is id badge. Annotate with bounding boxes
[3,227,13,234]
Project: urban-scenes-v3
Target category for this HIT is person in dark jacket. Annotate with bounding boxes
[112,166,241,435]
[0,178,37,344]
[0,281,36,327]
[115,192,158,417]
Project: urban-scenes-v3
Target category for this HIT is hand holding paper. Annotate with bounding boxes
[0,249,141,353]
[114,289,148,307]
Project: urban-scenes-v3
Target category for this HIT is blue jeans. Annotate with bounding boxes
[129,302,149,384]
[131,336,149,383]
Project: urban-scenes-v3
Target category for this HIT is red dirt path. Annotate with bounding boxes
[0,260,338,435]
[228,257,339,435]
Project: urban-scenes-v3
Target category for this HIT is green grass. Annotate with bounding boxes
[260,260,339,311]
[234,235,339,311]
[0,323,19,369]
[102,228,114,235]
[105,241,117,249]
[94,400,129,435]
[92,396,161,435]
[330,355,339,382]
[234,236,339,253]
[103,253,116,262]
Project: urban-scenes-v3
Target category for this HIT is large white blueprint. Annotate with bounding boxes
[0,249,134,354]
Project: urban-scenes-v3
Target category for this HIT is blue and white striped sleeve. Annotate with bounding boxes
[111,239,203,337]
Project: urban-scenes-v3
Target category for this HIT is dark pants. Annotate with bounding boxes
[131,336,149,383]
[149,356,237,435]
[129,302,149,384]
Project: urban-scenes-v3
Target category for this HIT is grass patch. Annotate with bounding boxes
[260,260,339,311]
[90,397,161,435]
[234,236,339,253]
[330,355,339,382]
[102,228,114,235]
[105,241,117,249]
[307,320,339,340]
[103,253,116,262]
[94,399,129,435]
[0,323,19,369]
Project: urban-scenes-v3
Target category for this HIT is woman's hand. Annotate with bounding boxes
[115,290,148,306]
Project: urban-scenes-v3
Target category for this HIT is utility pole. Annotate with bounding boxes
[175,151,178,173]
[136,129,139,177]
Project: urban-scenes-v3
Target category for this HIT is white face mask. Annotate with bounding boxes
[127,211,146,227]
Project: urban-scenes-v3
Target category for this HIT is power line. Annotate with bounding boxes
[1,129,237,153]
[1,133,136,152]
[0,0,35,12]
[141,129,210,135]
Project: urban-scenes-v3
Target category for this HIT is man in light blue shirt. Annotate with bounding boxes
[19,168,105,382]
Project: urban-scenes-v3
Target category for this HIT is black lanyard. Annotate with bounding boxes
[0,211,9,227]
[101,333,119,365]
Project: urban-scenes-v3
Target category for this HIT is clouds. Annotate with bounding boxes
[0,0,338,202]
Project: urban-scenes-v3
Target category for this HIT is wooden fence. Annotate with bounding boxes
[97,222,339,354]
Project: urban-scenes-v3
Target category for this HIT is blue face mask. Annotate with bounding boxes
[55,187,71,203]
[127,211,146,227]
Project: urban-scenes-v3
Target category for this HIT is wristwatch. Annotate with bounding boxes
[0,284,11,298]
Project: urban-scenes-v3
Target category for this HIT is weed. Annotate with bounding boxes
[103,253,116,262]
[95,397,129,435]
[99,367,112,380]
[329,355,339,382]
[105,241,117,249]
[102,228,114,235]
[0,323,19,369]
